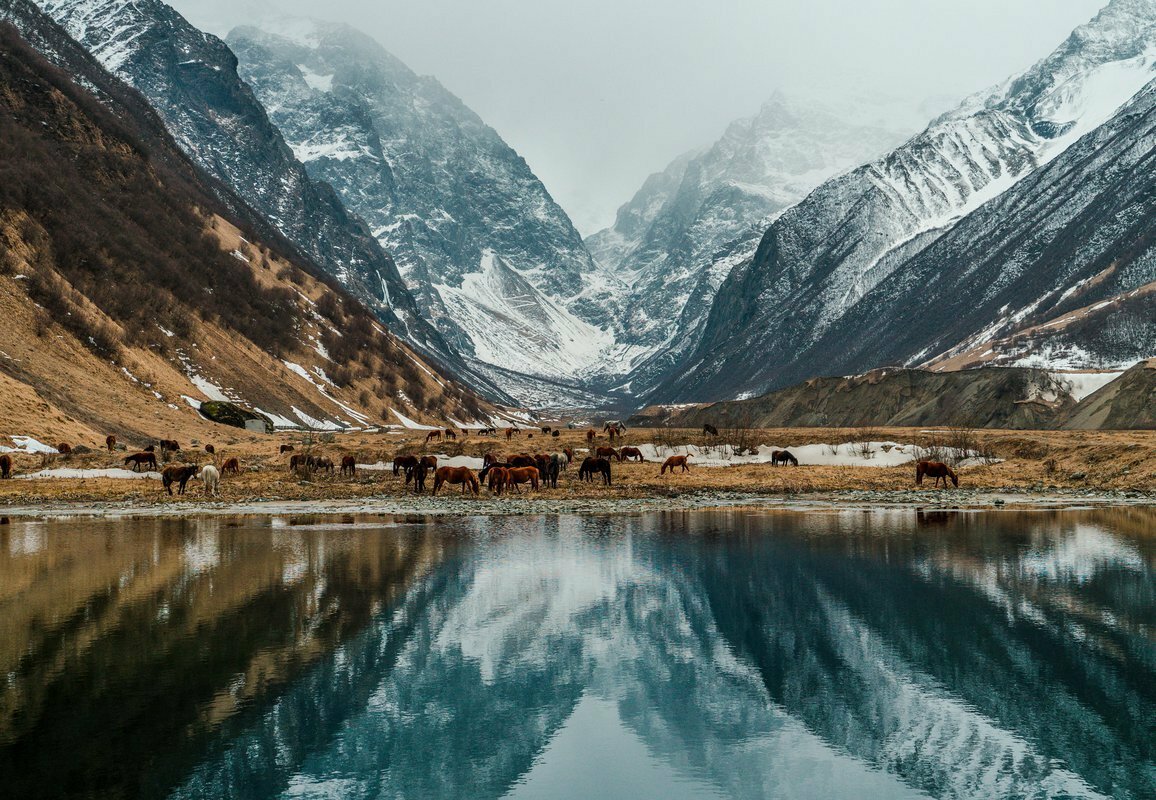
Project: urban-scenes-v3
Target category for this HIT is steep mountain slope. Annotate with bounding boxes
[225,20,620,387]
[0,14,493,444]
[656,0,1156,402]
[31,0,467,376]
[585,93,919,393]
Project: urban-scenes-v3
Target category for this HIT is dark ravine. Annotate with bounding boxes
[633,365,1156,430]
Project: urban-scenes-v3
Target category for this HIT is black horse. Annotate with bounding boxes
[771,450,799,466]
[405,461,428,493]
[703,424,719,436]
[578,457,612,486]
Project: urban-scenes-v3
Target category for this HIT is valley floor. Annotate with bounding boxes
[0,427,1152,516]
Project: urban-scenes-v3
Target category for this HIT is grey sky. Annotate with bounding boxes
[171,0,1108,235]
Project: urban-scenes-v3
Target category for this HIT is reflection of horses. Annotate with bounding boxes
[341,455,357,476]
[433,466,479,495]
[221,457,240,474]
[0,454,12,478]
[161,464,198,495]
[124,452,157,472]
[702,424,718,436]
[579,457,612,485]
[771,450,798,466]
[105,434,117,452]
[917,510,953,526]
[618,446,644,462]
[425,430,441,444]
[916,460,958,488]
[661,455,691,474]
[596,446,620,461]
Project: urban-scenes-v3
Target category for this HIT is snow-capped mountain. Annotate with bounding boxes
[225,21,621,389]
[654,0,1156,402]
[32,0,468,377]
[584,92,921,395]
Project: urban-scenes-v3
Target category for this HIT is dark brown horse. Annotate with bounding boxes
[0,454,12,479]
[501,466,539,493]
[702,424,718,436]
[433,466,479,495]
[509,454,536,468]
[586,429,596,444]
[221,457,241,474]
[483,452,504,468]
[618,446,644,462]
[484,465,508,494]
[124,452,157,472]
[562,447,575,466]
[341,455,357,476]
[314,457,335,474]
[204,444,215,455]
[916,460,958,488]
[771,450,798,466]
[393,454,419,476]
[160,440,181,453]
[161,464,198,495]
[57,443,72,455]
[105,434,117,452]
[420,455,438,471]
[280,444,294,454]
[406,461,428,493]
[425,430,442,444]
[289,453,311,473]
[578,457,612,485]
[551,430,560,438]
[444,429,457,440]
[506,428,516,441]
[660,455,691,474]
[596,446,620,461]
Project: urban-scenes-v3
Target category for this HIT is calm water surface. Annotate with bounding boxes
[1,508,1154,799]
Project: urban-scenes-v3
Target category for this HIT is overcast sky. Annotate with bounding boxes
[171,0,1107,235]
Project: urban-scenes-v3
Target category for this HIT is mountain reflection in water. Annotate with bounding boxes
[1,508,1152,799]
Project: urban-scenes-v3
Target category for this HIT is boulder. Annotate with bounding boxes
[198,401,273,433]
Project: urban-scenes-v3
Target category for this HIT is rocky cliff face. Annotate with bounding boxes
[225,21,621,388]
[32,0,466,374]
[654,0,1156,403]
[586,93,917,395]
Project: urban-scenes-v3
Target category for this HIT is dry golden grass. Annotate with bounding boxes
[0,426,1152,508]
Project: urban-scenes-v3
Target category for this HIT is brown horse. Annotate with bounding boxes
[586,429,596,444]
[771,450,798,466]
[551,430,560,438]
[57,443,72,455]
[160,440,181,453]
[420,455,438,470]
[485,465,508,494]
[204,444,215,455]
[618,447,644,462]
[124,452,158,472]
[280,444,294,454]
[221,457,241,474]
[341,455,357,476]
[916,460,958,488]
[289,453,311,473]
[562,447,575,466]
[660,455,691,474]
[161,464,198,495]
[393,454,418,476]
[444,429,457,440]
[314,457,335,474]
[406,461,428,493]
[433,466,479,495]
[483,452,504,468]
[607,428,618,442]
[702,424,718,436]
[578,457,612,485]
[596,446,620,462]
[509,454,536,468]
[105,434,117,452]
[506,428,515,441]
[0,454,12,478]
[502,466,539,493]
[425,430,442,444]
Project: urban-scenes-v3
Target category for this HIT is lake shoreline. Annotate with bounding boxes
[3,488,1153,521]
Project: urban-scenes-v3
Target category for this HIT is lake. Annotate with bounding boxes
[1,508,1153,799]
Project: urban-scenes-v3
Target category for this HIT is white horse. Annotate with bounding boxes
[200,464,220,497]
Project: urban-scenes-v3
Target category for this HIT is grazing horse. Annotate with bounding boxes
[425,430,442,444]
[562,447,575,466]
[124,452,157,472]
[289,453,311,473]
[916,460,958,488]
[578,457,612,485]
[551,430,560,438]
[57,443,72,455]
[661,455,691,474]
[280,444,294,454]
[771,450,798,466]
[482,465,508,494]
[433,466,479,495]
[221,457,240,474]
[509,454,535,468]
[160,440,180,453]
[161,464,198,495]
[143,445,156,452]
[105,434,117,452]
[501,466,539,493]
[341,455,357,476]
[204,444,215,455]
[596,446,620,462]
[586,429,596,444]
[393,455,418,476]
[420,455,438,471]
[0,454,12,478]
[702,424,718,436]
[444,429,457,440]
[314,457,335,474]
[200,465,220,497]
[406,461,428,493]
[618,446,644,462]
[483,452,504,468]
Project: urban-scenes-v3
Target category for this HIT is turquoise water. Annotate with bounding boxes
[1,508,1153,799]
